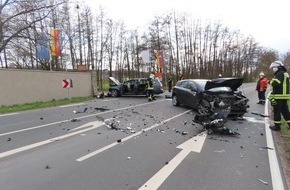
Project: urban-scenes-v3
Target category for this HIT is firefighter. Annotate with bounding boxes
[147,73,155,101]
[256,72,268,105]
[268,60,290,131]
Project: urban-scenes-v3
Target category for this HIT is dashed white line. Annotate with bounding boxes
[0,113,19,117]
[0,121,104,159]
[0,100,167,137]
[59,103,85,108]
[76,110,192,162]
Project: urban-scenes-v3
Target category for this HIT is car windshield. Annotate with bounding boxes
[196,80,231,92]
[195,81,207,91]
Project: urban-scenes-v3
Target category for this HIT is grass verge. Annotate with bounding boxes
[281,125,290,152]
[0,96,94,114]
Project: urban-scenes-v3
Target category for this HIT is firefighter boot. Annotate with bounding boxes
[269,125,281,131]
[148,95,152,101]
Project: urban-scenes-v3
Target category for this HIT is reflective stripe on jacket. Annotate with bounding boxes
[147,78,153,90]
[269,70,290,99]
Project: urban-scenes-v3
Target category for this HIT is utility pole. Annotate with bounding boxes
[76,5,83,65]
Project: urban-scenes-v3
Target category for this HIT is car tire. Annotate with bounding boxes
[172,94,180,106]
[111,90,119,97]
[197,100,211,115]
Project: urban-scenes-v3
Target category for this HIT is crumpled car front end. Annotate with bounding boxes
[203,78,249,117]
[194,78,249,135]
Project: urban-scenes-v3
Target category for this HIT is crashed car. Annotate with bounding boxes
[108,77,164,97]
[172,78,249,118]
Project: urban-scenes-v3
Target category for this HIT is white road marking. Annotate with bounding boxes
[243,116,266,124]
[0,120,68,137]
[264,100,285,190]
[0,113,19,117]
[59,103,85,108]
[76,110,192,162]
[177,132,207,153]
[0,100,167,137]
[138,131,207,190]
[0,121,104,159]
[103,99,118,102]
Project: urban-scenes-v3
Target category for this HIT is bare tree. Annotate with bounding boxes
[0,0,66,68]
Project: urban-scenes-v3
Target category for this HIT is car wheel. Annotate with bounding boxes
[198,100,211,115]
[172,95,180,106]
[111,90,119,97]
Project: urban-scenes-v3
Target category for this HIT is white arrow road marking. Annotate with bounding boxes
[177,132,207,153]
[138,132,207,190]
[76,110,192,162]
[0,121,104,159]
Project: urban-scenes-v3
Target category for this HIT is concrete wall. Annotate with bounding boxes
[0,69,95,106]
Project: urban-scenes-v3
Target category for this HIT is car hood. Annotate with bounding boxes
[108,77,121,85]
[204,78,243,91]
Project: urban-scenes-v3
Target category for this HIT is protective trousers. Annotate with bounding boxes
[147,89,155,101]
[273,99,290,127]
[258,90,266,103]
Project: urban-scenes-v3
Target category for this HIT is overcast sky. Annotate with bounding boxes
[82,0,290,53]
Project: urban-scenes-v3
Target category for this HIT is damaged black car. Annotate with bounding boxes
[172,78,249,118]
[108,77,164,97]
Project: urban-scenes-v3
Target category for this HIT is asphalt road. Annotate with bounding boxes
[0,83,286,190]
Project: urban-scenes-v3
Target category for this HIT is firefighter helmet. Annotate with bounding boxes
[269,61,284,69]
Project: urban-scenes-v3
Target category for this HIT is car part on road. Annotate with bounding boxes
[251,111,269,117]
[194,105,240,136]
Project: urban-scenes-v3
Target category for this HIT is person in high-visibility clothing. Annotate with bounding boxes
[268,60,290,131]
[256,72,268,105]
[146,73,155,101]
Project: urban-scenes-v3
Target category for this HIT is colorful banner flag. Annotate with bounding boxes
[50,29,60,57]
[36,32,50,60]
[156,51,163,69]
[140,50,150,63]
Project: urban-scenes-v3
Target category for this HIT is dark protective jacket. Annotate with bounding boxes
[147,77,154,90]
[269,68,290,99]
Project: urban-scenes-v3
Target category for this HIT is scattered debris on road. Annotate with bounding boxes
[258,179,268,185]
[194,107,241,136]
[70,118,81,122]
[251,111,269,117]
[260,147,274,150]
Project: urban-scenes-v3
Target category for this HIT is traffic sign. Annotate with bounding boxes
[62,79,73,88]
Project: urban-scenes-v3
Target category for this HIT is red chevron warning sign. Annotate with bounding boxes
[62,79,72,88]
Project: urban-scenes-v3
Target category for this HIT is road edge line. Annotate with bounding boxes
[264,100,285,190]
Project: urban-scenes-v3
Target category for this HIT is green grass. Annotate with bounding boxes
[0,96,94,114]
